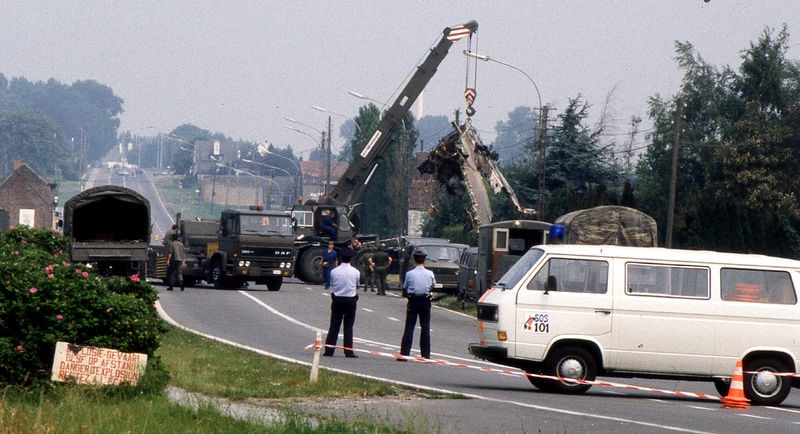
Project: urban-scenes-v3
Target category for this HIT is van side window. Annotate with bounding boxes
[527,258,608,294]
[626,263,709,298]
[720,268,797,304]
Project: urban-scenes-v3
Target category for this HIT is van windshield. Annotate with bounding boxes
[495,248,544,289]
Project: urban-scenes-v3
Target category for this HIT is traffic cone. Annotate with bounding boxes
[720,360,750,410]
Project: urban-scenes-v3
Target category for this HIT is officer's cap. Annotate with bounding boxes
[412,248,427,258]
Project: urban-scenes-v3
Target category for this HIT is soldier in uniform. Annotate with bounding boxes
[372,243,393,296]
[166,233,186,291]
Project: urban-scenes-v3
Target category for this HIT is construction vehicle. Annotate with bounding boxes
[148,207,295,290]
[63,185,151,277]
[291,20,479,284]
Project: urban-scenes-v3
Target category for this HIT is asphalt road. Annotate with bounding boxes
[103,167,800,432]
[156,279,800,433]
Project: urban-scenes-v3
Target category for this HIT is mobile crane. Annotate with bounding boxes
[292,20,478,284]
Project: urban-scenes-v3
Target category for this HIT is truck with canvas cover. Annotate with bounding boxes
[63,185,151,277]
[550,205,658,247]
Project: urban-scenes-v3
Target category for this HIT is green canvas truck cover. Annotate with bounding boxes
[554,205,658,247]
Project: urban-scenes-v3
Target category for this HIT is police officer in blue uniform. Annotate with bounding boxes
[323,249,360,358]
[398,249,436,360]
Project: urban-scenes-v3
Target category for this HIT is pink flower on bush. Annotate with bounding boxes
[62,261,69,266]
[16,345,23,352]
[75,269,82,274]
[29,287,38,294]
[56,314,63,320]
[12,250,19,255]
[82,271,89,278]
[130,273,140,282]
[47,274,54,279]
[168,372,174,379]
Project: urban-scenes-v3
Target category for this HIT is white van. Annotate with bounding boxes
[468,244,800,405]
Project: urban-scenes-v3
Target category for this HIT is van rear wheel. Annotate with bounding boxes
[544,346,596,394]
[743,357,791,406]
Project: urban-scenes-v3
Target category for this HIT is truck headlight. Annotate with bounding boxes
[238,260,250,267]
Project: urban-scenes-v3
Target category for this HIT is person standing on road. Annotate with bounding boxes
[162,224,178,245]
[166,233,186,291]
[372,243,393,296]
[323,250,360,358]
[398,249,435,360]
[358,244,376,292]
[322,241,338,289]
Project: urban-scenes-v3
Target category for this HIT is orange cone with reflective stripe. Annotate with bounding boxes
[720,360,750,410]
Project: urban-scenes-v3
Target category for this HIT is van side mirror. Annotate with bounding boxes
[545,275,558,294]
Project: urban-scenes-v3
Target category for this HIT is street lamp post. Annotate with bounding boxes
[241,158,297,206]
[312,105,362,134]
[256,147,304,204]
[463,50,548,217]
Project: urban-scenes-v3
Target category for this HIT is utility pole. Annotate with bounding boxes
[665,99,682,248]
[325,116,332,197]
[319,130,327,198]
[537,105,550,219]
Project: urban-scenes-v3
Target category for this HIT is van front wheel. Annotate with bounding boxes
[744,357,792,406]
[544,346,597,394]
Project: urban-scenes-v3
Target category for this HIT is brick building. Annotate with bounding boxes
[0,161,57,230]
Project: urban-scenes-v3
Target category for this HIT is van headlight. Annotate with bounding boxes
[238,260,250,267]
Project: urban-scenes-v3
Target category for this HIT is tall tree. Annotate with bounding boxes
[349,104,418,237]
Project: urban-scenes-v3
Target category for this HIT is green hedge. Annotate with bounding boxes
[0,226,167,390]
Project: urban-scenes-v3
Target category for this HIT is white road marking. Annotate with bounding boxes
[687,405,716,411]
[362,308,374,312]
[387,316,400,322]
[737,413,770,420]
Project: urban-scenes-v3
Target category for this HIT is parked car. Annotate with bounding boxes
[399,242,468,294]
[456,247,479,301]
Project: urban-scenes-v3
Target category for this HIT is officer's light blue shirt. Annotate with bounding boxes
[403,266,436,296]
[330,262,360,297]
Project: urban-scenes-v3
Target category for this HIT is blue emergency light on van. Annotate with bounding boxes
[548,224,565,243]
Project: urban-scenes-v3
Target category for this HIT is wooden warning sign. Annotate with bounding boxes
[51,342,148,386]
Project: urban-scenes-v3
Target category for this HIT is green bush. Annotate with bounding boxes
[0,226,167,389]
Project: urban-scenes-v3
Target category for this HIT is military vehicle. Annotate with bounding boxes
[149,207,295,290]
[63,185,151,277]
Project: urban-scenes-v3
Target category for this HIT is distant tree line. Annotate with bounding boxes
[0,74,123,181]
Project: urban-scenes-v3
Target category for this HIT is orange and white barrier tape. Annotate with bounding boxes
[305,343,721,401]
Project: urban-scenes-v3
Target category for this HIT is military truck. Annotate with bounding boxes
[149,207,295,290]
[63,185,151,277]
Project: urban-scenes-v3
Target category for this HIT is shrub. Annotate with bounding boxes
[0,226,167,389]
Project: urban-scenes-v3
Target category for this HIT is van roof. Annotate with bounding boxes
[536,244,800,269]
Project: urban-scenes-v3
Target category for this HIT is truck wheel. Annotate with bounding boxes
[266,276,282,291]
[299,247,324,284]
[743,357,792,405]
[543,346,597,394]
[210,261,226,289]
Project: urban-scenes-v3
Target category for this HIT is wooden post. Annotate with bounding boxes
[310,330,322,383]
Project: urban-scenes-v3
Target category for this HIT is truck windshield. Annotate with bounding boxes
[240,215,293,236]
[495,248,544,289]
[419,245,461,262]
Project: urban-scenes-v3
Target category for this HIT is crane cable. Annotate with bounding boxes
[464,31,478,120]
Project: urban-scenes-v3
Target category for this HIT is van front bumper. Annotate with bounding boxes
[468,343,508,364]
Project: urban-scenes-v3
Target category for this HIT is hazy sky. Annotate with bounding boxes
[3,1,799,155]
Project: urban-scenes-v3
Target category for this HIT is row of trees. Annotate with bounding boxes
[0,75,123,181]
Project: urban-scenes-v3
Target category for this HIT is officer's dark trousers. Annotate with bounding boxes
[324,295,357,356]
[400,296,431,358]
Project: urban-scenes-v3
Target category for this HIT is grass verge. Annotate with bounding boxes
[1,325,450,433]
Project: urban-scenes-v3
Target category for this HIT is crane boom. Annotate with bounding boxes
[326,20,478,207]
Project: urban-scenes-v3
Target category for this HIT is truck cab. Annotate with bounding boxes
[210,209,295,290]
